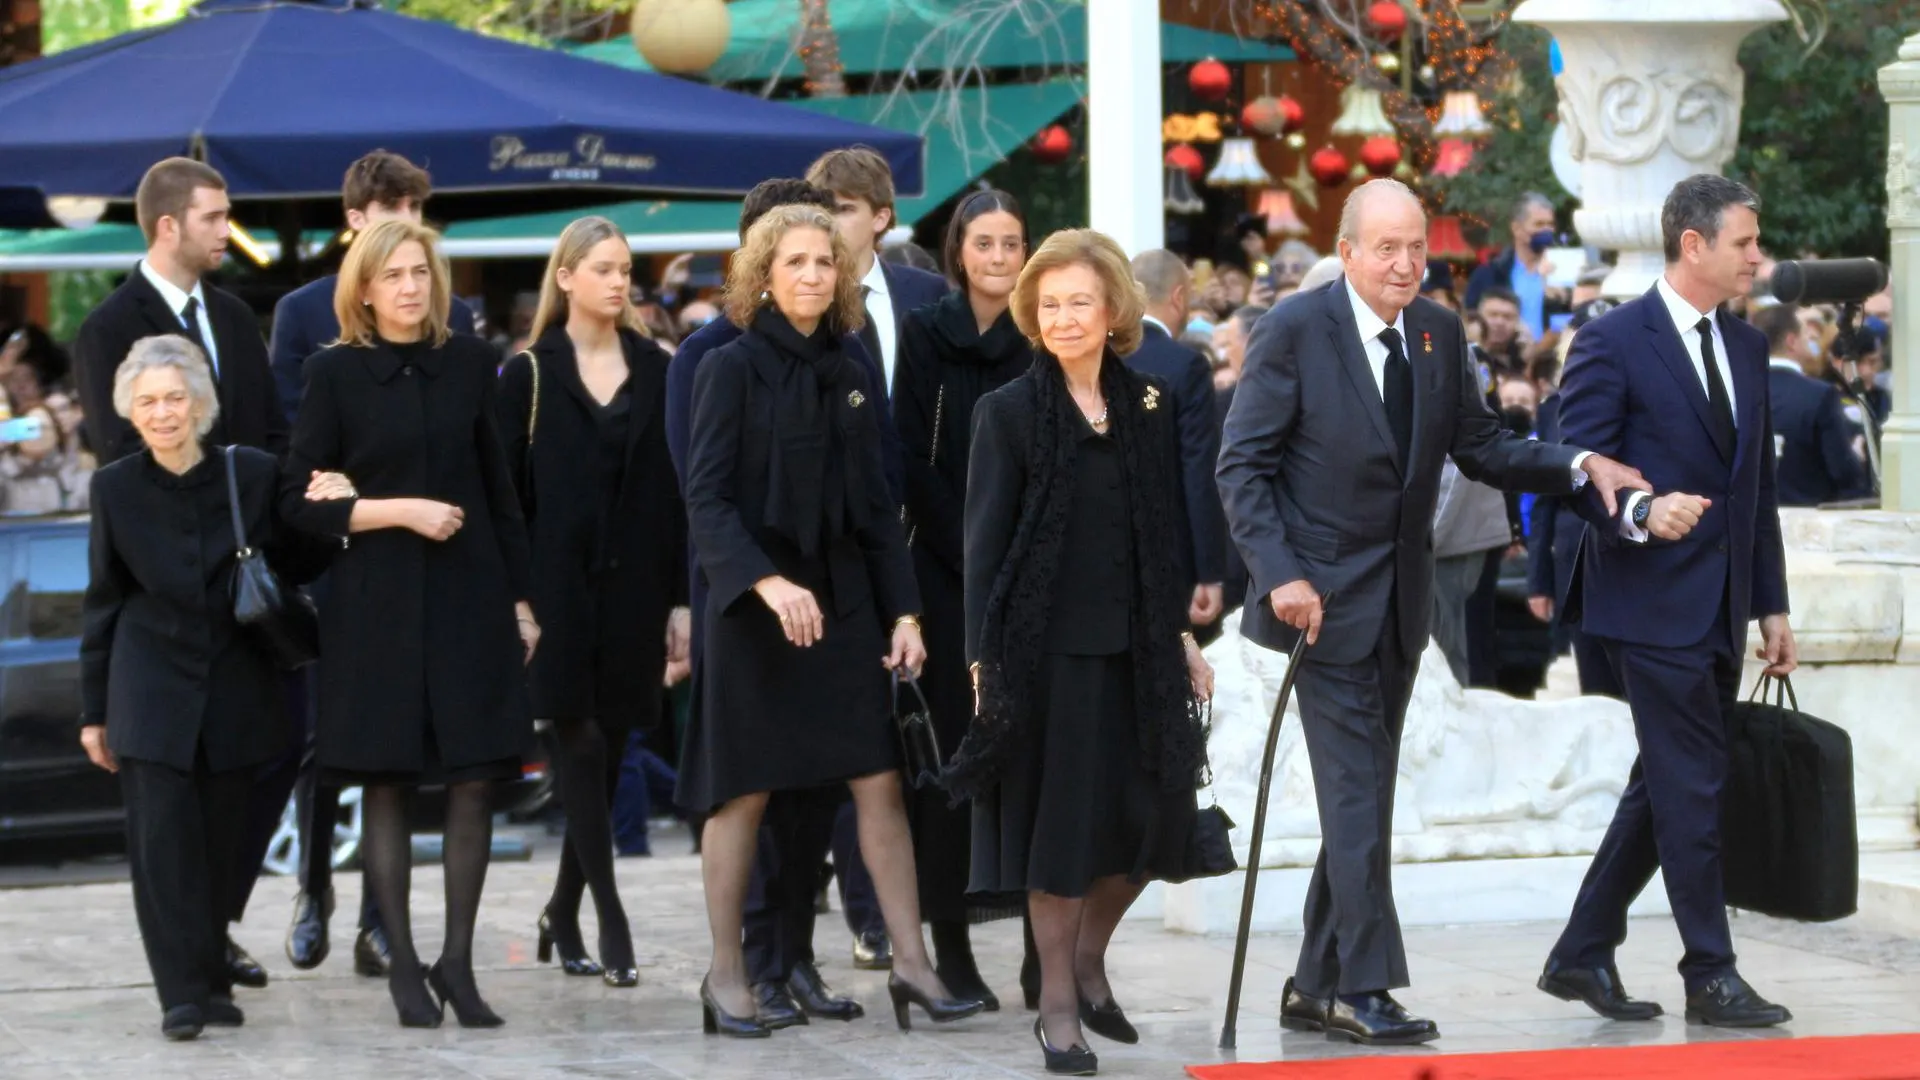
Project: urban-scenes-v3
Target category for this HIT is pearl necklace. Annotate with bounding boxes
[1083,404,1109,428]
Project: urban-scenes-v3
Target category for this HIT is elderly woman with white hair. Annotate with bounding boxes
[77,334,329,1042]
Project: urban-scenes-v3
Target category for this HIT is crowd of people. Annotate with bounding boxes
[60,140,1854,1072]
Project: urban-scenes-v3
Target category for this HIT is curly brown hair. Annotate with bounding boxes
[721,204,866,334]
[1009,228,1146,355]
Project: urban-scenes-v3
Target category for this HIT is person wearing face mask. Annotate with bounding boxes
[1464,192,1570,339]
[891,188,1034,1009]
[496,217,688,989]
[282,220,536,1030]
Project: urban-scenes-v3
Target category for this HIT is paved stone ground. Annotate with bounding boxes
[3,828,1919,1080]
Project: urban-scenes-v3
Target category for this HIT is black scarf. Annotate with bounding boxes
[924,291,1029,369]
[752,307,861,558]
[944,350,1205,801]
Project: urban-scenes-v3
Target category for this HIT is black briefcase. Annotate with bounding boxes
[1720,675,1857,922]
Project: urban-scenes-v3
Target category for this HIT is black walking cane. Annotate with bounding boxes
[1217,597,1325,1051]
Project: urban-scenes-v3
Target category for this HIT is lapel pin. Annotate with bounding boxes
[1422,331,1433,354]
[848,389,866,408]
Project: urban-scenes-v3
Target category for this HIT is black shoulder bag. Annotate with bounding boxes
[226,447,321,670]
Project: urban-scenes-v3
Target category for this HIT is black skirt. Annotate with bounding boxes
[323,719,520,789]
[968,652,1195,898]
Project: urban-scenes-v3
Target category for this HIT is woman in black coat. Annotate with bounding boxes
[497,216,687,986]
[892,189,1032,1006]
[947,230,1214,1074]
[282,221,535,1030]
[79,335,328,1041]
[681,203,982,1038]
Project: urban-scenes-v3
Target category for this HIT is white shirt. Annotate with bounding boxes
[139,259,219,377]
[1769,357,1807,376]
[860,258,898,396]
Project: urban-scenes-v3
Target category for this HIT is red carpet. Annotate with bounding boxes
[1185,1034,1920,1080]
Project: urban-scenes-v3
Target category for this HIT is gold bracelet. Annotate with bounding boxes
[894,614,921,632]
[1180,631,1198,649]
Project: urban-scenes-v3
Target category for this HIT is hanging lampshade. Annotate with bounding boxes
[1206,136,1274,187]
[1165,143,1206,182]
[1427,215,1475,261]
[1189,57,1233,102]
[1432,90,1493,138]
[1329,84,1396,139]
[1429,137,1477,178]
[1257,189,1309,237]
[1164,166,1205,215]
[1308,146,1351,188]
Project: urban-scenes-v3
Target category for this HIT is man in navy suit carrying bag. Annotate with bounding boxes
[1541,175,1798,1028]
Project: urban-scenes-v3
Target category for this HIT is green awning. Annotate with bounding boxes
[441,79,1083,257]
[0,223,326,271]
[570,2,1292,80]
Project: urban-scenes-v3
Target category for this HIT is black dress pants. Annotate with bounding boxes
[226,670,308,923]
[123,752,253,1010]
[742,787,884,984]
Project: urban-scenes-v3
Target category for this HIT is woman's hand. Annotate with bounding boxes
[664,606,692,687]
[305,470,357,501]
[516,601,540,665]
[883,620,927,678]
[404,499,465,541]
[754,576,823,647]
[1184,635,1214,703]
[80,725,116,773]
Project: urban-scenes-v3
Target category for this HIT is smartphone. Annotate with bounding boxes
[0,416,45,443]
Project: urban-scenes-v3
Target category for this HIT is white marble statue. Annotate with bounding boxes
[1199,619,1639,868]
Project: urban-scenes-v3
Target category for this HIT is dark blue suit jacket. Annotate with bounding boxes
[1768,364,1866,507]
[666,317,900,663]
[1557,285,1788,649]
[269,274,477,420]
[879,261,949,350]
[1126,321,1225,586]
[1525,393,1586,604]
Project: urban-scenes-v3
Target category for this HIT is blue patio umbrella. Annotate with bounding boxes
[0,0,923,223]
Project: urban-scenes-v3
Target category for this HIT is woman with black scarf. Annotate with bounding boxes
[893,189,1032,1008]
[680,203,984,1038]
[950,229,1214,1075]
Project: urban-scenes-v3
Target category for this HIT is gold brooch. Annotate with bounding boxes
[1143,386,1161,411]
[848,390,866,408]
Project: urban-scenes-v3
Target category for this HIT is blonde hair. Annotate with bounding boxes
[721,204,866,333]
[530,216,643,342]
[333,219,451,348]
[113,334,220,438]
[1010,228,1147,355]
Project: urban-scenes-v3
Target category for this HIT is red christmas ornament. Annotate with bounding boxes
[1241,96,1283,136]
[1278,94,1305,134]
[1029,124,1073,165]
[1188,58,1232,102]
[1359,135,1402,176]
[1164,143,1206,182]
[1308,146,1351,188]
[1367,0,1408,39]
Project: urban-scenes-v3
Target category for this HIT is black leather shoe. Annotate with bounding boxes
[939,965,1001,1013]
[701,977,771,1039]
[1325,992,1440,1046]
[285,888,334,970]
[427,961,505,1028]
[852,928,893,971]
[788,961,864,1021]
[1034,1018,1098,1076]
[226,937,268,989]
[752,980,808,1029]
[888,973,986,1029]
[536,909,604,977]
[1079,995,1139,1045]
[161,1004,204,1041]
[1538,962,1663,1021]
[1279,976,1331,1032]
[1685,973,1791,1028]
[353,926,392,978]
[204,995,245,1027]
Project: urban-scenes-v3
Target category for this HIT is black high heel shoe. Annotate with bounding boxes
[598,928,639,988]
[701,976,772,1038]
[390,964,443,1029]
[1078,995,1139,1045]
[887,973,986,1030]
[427,962,505,1028]
[1034,1018,1098,1076]
[536,910,603,977]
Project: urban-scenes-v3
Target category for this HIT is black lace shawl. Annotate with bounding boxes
[943,350,1205,801]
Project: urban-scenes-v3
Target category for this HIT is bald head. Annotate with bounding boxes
[1337,179,1424,246]
[1131,248,1192,327]
[1338,179,1428,322]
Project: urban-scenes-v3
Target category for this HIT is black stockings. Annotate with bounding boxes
[362,781,496,1017]
[545,717,634,970]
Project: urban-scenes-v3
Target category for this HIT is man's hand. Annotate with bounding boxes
[1757,614,1798,677]
[80,725,116,773]
[1647,493,1712,541]
[1579,453,1647,517]
[1528,595,1553,623]
[1268,579,1323,645]
[1189,583,1224,627]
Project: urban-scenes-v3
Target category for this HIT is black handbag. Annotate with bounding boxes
[1721,674,1857,922]
[1170,698,1239,883]
[892,672,943,789]
[225,447,321,670]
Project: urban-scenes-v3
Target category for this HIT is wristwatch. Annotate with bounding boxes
[1630,493,1653,528]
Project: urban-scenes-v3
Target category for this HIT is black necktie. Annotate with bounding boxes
[1696,316,1735,456]
[179,296,216,381]
[857,284,884,388]
[1379,326,1414,470]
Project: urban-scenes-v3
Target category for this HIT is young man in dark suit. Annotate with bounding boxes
[1544,175,1796,1029]
[73,159,287,465]
[1218,180,1639,1045]
[269,150,478,981]
[1127,249,1227,638]
[1749,303,1866,506]
[70,157,292,992]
